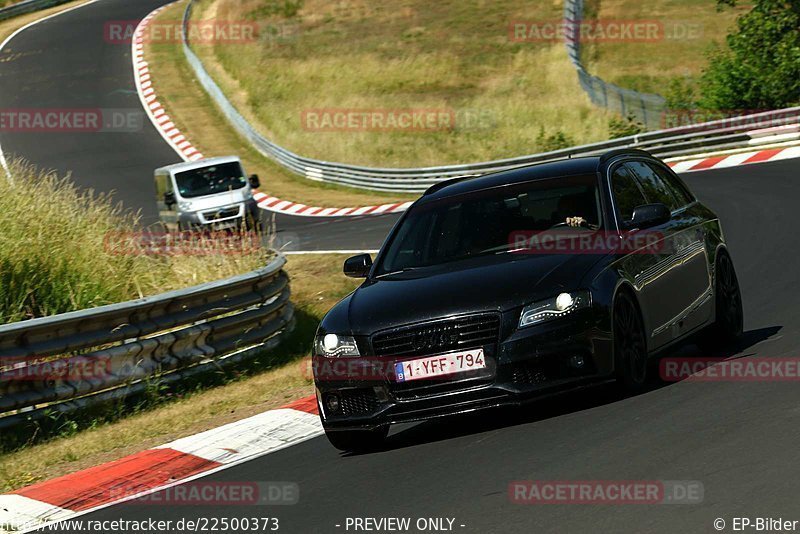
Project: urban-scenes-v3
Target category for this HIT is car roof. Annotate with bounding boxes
[155,156,241,174]
[419,149,656,202]
[420,156,602,202]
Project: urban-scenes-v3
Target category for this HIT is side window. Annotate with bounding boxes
[649,163,694,207]
[627,161,680,211]
[611,164,647,223]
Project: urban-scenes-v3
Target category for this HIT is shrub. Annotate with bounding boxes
[698,0,800,110]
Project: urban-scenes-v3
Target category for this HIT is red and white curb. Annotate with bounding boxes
[0,396,321,533]
[132,5,204,164]
[132,5,407,218]
[666,144,800,173]
[252,191,411,217]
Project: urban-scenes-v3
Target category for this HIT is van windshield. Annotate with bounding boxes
[174,162,247,198]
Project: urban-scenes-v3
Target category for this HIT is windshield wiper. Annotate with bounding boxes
[374,267,420,278]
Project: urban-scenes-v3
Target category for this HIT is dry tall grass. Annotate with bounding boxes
[189,0,615,167]
[0,161,265,324]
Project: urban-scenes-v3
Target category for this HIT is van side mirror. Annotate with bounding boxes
[249,174,260,189]
[343,254,372,278]
[629,203,670,229]
[164,191,176,207]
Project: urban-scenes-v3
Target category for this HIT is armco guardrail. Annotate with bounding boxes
[0,255,293,429]
[0,0,71,22]
[563,0,666,130]
[181,2,800,193]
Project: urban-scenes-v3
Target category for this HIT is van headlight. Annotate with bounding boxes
[314,334,360,357]
[178,200,193,211]
[519,291,591,328]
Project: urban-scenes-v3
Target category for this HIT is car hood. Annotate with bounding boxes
[326,253,606,335]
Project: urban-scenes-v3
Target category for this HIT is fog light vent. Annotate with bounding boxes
[325,393,341,413]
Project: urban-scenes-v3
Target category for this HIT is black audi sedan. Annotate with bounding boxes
[313,149,743,451]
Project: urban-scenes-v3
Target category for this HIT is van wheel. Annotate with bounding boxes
[325,426,389,453]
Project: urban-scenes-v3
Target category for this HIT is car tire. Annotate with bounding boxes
[698,250,743,351]
[614,290,649,392]
[324,425,389,453]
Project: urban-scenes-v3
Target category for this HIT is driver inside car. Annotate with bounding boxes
[555,193,594,227]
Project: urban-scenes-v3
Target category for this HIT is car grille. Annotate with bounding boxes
[203,205,240,221]
[371,313,500,358]
[339,389,380,416]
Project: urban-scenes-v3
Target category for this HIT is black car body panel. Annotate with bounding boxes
[313,150,730,432]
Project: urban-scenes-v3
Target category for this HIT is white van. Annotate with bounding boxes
[154,156,261,231]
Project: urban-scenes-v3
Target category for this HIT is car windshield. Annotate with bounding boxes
[376,174,602,275]
[174,162,247,198]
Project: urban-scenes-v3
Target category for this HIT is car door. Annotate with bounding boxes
[609,161,697,350]
[635,160,714,338]
[626,160,712,348]
[609,162,676,349]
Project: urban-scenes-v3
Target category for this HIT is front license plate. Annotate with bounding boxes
[394,348,486,383]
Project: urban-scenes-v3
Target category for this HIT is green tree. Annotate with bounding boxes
[699,0,800,111]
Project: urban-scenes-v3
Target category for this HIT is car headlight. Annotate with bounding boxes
[178,201,193,211]
[314,334,360,357]
[519,290,591,328]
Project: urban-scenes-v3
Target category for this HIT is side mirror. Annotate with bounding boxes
[628,203,670,229]
[164,191,176,207]
[249,174,260,189]
[343,254,372,278]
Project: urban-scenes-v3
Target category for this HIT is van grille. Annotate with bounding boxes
[371,313,500,358]
[203,205,240,221]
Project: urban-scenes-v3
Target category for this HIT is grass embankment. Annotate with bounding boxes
[0,163,361,490]
[188,0,613,167]
[583,0,750,95]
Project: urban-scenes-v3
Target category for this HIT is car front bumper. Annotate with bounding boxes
[315,309,613,431]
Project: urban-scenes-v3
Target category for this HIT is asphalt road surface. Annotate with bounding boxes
[3,1,800,533]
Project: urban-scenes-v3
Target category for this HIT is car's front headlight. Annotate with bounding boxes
[178,201,193,212]
[519,290,591,328]
[314,333,360,357]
